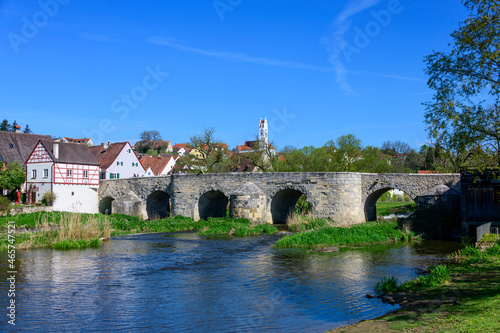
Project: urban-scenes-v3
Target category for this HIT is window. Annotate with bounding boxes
[128,149,131,153]
[120,162,123,166]
[117,173,120,179]
[83,170,88,178]
[32,169,37,179]
[117,161,119,166]
[9,143,15,149]
[110,173,115,179]
[43,169,48,178]
[67,169,72,177]
[100,172,106,180]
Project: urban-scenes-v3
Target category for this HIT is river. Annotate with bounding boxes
[0,232,460,332]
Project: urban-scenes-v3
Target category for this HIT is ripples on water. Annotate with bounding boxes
[0,232,460,332]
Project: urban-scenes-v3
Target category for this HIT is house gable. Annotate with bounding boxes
[26,141,53,164]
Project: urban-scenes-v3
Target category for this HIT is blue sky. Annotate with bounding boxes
[1,0,468,151]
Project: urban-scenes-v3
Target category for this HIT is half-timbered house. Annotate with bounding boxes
[26,140,100,213]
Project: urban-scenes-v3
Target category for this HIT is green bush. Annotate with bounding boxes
[0,196,10,214]
[41,191,57,206]
[375,276,399,295]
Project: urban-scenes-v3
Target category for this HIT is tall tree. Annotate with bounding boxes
[0,162,26,190]
[424,0,500,167]
[381,140,412,156]
[23,124,32,133]
[11,120,18,132]
[0,119,11,132]
[140,130,162,142]
[188,127,226,173]
[334,134,363,171]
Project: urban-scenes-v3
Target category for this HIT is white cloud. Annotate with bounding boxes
[148,37,331,72]
[322,0,381,93]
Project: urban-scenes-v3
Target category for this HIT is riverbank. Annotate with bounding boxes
[274,218,417,249]
[0,212,277,250]
[329,242,500,333]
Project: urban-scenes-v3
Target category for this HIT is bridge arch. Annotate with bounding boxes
[197,188,230,220]
[99,196,115,215]
[147,190,171,220]
[363,185,415,222]
[270,186,312,224]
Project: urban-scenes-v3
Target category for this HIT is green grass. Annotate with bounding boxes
[375,276,399,295]
[0,212,278,250]
[479,233,500,242]
[376,201,416,216]
[51,238,102,250]
[398,264,451,291]
[333,243,500,332]
[274,219,416,249]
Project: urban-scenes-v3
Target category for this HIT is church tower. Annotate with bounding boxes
[258,117,268,146]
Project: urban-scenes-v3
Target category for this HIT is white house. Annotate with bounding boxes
[25,140,100,214]
[90,142,144,179]
[139,155,179,177]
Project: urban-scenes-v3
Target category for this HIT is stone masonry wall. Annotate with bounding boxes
[100,172,461,225]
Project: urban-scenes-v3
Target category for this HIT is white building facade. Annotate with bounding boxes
[26,141,100,214]
[90,142,144,179]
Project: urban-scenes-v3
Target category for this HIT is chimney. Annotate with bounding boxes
[14,125,21,133]
[53,143,59,159]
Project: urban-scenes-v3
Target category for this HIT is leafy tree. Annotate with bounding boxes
[353,146,393,173]
[0,162,26,191]
[334,134,363,171]
[23,124,32,133]
[145,149,159,156]
[11,120,18,132]
[140,130,162,142]
[424,0,500,167]
[381,140,412,156]
[0,119,11,132]
[188,127,227,172]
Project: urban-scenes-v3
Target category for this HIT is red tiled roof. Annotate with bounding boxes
[139,155,177,175]
[172,143,192,153]
[89,142,129,171]
[236,141,274,152]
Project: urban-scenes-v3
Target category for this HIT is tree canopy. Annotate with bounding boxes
[424,0,500,169]
[140,130,162,142]
[0,162,26,191]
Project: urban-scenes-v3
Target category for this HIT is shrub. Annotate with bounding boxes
[400,264,450,290]
[375,276,399,295]
[0,196,10,214]
[41,191,57,206]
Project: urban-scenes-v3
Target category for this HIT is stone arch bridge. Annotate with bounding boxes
[98,172,460,225]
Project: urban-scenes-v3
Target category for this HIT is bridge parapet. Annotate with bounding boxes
[99,172,461,225]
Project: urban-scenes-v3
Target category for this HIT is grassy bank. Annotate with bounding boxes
[0,212,278,250]
[376,201,416,217]
[274,218,416,249]
[332,242,500,333]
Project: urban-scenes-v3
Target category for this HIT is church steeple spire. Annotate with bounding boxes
[259,117,268,146]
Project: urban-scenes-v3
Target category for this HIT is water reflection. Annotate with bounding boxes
[0,234,460,332]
